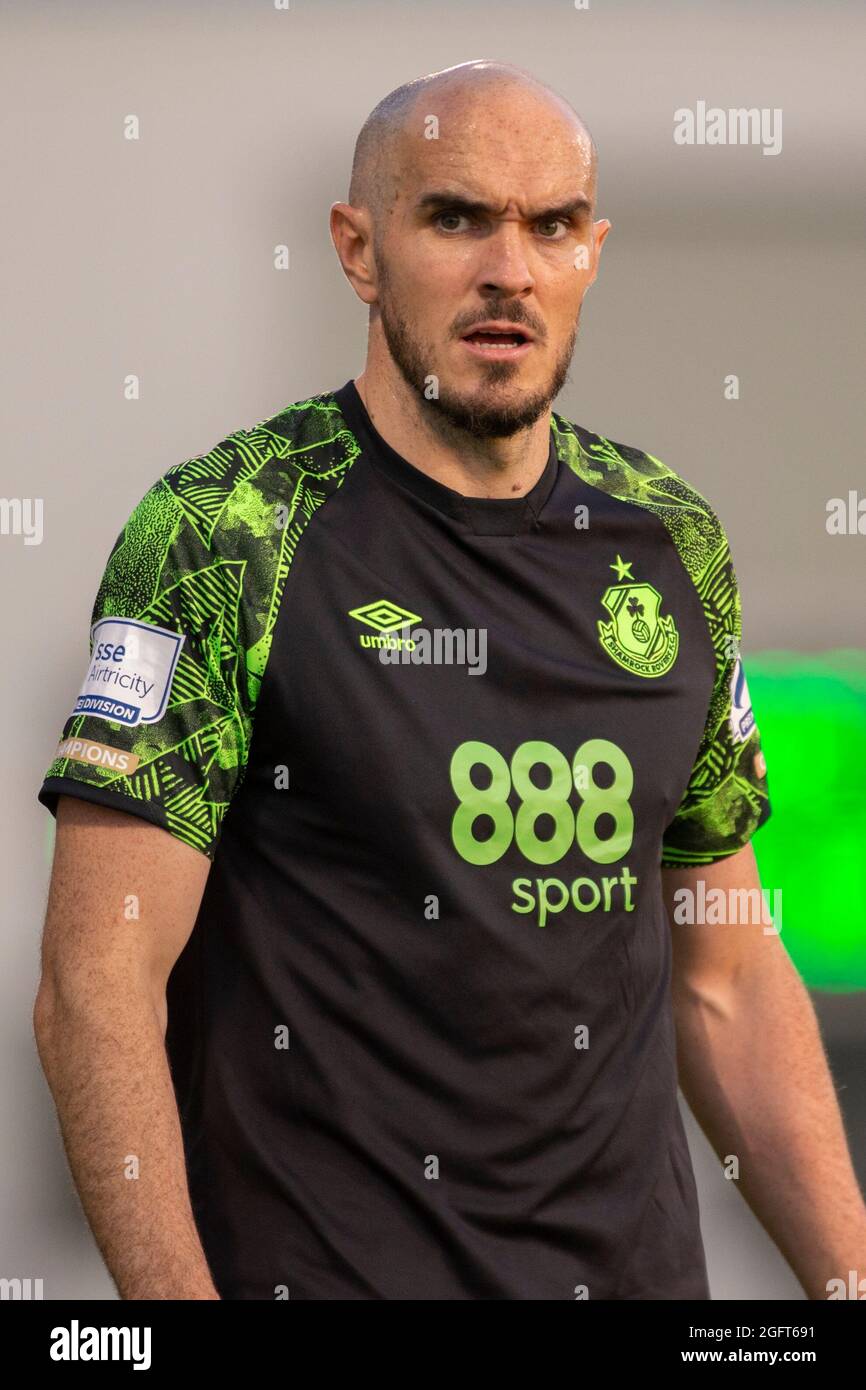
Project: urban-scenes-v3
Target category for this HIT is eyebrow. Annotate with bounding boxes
[415,189,593,223]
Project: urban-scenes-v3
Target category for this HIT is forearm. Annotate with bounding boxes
[673,946,866,1300]
[34,989,219,1300]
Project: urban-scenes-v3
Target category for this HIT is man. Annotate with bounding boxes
[34,60,865,1301]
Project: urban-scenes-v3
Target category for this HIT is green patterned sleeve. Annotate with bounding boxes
[37,445,266,861]
[660,527,772,867]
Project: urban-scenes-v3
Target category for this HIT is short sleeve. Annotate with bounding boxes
[37,467,256,861]
[660,531,772,867]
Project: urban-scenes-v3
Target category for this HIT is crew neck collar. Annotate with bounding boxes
[332,378,559,537]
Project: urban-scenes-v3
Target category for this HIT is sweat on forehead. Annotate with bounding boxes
[348,61,597,223]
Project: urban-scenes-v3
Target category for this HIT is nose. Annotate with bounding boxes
[476,221,535,299]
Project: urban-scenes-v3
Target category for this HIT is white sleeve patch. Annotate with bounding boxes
[73,618,185,727]
[728,655,756,743]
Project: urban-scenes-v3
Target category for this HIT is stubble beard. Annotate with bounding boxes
[374,265,580,440]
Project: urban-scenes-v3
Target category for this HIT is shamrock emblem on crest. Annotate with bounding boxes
[626,593,650,645]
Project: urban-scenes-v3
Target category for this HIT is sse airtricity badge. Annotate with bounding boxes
[597,553,679,679]
[73,617,185,727]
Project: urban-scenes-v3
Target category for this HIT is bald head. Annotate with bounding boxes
[348,60,598,230]
[333,60,610,442]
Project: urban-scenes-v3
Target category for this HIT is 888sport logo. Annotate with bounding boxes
[449,739,639,925]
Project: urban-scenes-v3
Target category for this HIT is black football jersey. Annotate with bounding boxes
[38,378,771,1299]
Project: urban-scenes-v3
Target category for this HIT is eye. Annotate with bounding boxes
[435,211,472,233]
[536,218,569,240]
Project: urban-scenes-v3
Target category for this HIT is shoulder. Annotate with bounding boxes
[148,387,356,547]
[551,408,738,621]
[92,386,359,700]
[97,387,356,593]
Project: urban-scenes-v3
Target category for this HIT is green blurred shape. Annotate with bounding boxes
[746,649,866,991]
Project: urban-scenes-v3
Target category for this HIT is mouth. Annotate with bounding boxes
[459,325,535,359]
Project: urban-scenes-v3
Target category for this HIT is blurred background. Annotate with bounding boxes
[2,0,864,1299]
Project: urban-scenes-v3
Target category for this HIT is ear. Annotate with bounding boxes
[588,218,612,285]
[329,202,377,305]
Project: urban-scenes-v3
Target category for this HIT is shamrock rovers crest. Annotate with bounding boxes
[597,554,679,678]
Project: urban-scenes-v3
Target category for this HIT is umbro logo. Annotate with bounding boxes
[347,598,487,674]
[348,599,422,633]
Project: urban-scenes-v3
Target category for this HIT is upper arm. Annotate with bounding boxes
[33,423,292,1034]
[656,512,777,988]
[35,795,211,1032]
[662,841,788,994]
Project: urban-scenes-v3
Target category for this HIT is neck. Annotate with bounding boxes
[353,360,553,501]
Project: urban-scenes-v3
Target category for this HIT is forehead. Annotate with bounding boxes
[391,86,594,209]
